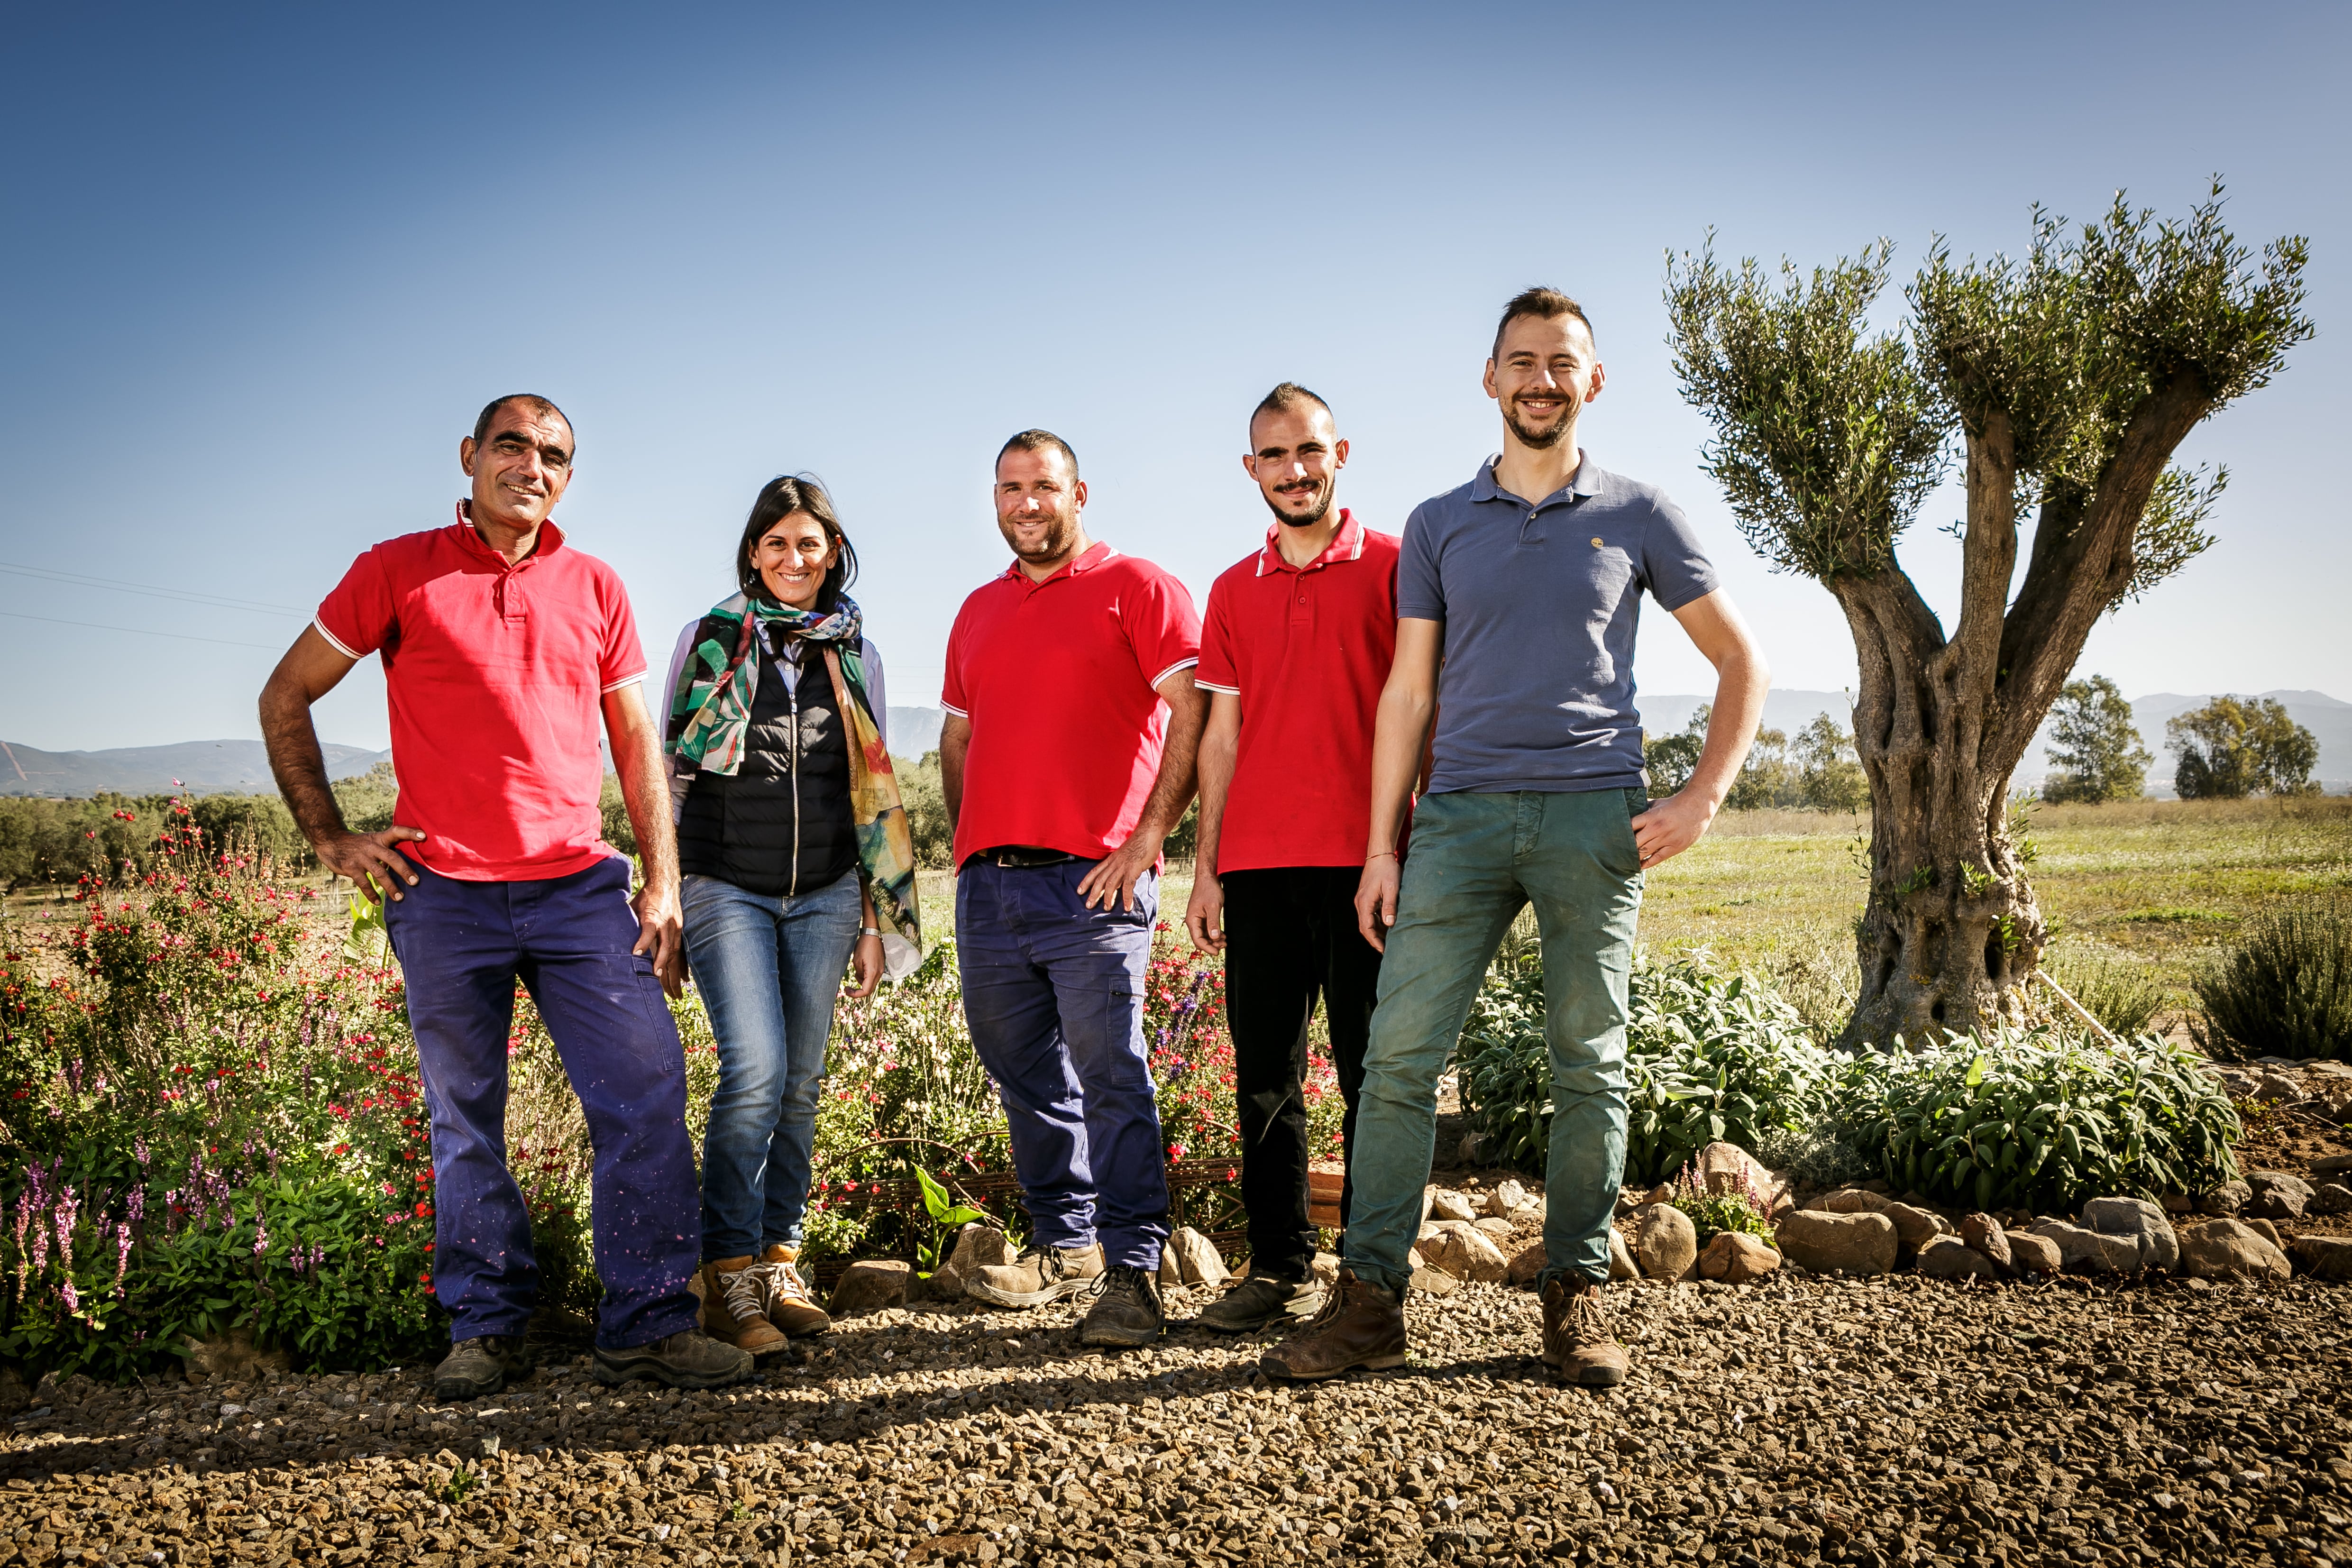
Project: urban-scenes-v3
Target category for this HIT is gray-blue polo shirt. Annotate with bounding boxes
[1397,452,1720,795]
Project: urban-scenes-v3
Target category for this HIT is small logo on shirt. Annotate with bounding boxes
[1591,537,1604,548]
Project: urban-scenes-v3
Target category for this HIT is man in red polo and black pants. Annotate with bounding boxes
[944,429,1208,1349]
[1185,384,1400,1332]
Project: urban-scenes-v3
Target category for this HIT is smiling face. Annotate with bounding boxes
[993,444,1088,568]
[459,403,575,532]
[1483,312,1603,451]
[1244,402,1348,530]
[751,511,840,610]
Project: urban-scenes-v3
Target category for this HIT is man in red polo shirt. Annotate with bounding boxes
[943,429,1207,1349]
[259,394,749,1400]
[1184,383,1400,1332]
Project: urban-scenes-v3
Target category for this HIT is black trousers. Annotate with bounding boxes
[1221,865,1382,1284]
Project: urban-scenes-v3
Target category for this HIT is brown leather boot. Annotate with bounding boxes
[1541,1275,1628,1387]
[1257,1270,1407,1381]
[756,1244,833,1337]
[700,1257,789,1359]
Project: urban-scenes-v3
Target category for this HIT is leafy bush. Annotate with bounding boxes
[1661,1161,1776,1245]
[2191,902,2352,1061]
[1835,1026,2241,1211]
[2045,944,2171,1039]
[1458,949,1834,1183]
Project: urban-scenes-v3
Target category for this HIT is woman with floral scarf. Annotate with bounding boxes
[661,474,923,1360]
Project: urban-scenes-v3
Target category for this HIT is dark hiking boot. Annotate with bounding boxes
[433,1336,532,1403]
[1078,1264,1165,1348]
[1541,1276,1628,1387]
[594,1329,755,1390]
[756,1244,833,1338]
[1258,1270,1407,1381]
[1196,1274,1324,1334]
[964,1242,1104,1309]
[700,1257,790,1360]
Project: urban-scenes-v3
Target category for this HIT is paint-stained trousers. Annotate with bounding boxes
[384,854,702,1349]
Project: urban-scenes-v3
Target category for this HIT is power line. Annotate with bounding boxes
[0,561,306,615]
[0,608,291,651]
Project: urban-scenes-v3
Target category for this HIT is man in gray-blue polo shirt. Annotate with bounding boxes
[1263,286,1770,1388]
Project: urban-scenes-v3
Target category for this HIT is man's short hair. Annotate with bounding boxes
[996,428,1079,478]
[472,393,572,447]
[1250,382,1333,435]
[1491,288,1596,360]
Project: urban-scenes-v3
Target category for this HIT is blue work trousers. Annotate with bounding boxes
[384,854,702,1350]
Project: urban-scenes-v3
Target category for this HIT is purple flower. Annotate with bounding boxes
[114,1222,131,1297]
[252,1212,269,1256]
[134,1138,150,1166]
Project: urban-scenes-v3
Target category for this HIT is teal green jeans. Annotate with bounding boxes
[1342,788,1645,1293]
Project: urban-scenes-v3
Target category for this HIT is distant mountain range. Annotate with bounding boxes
[7,689,2342,797]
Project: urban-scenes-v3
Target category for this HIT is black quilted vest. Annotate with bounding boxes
[677,629,858,897]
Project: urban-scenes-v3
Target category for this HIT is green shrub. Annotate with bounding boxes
[1834,1025,2241,1211]
[1457,949,1833,1183]
[1662,1161,1776,1245]
[2045,945,2171,1039]
[2191,903,2352,1061]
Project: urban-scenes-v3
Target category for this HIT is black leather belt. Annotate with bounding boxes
[970,845,1081,869]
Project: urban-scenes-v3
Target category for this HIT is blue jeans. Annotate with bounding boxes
[1342,789,1646,1293]
[955,859,1169,1271]
[681,871,863,1261]
[383,855,702,1350]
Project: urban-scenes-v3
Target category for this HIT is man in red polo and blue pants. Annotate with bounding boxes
[261,395,750,1400]
[1185,384,1399,1332]
[943,429,1207,1350]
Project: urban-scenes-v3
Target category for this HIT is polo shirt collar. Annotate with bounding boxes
[1254,508,1364,576]
[452,499,565,567]
[999,538,1117,586]
[1471,452,1602,510]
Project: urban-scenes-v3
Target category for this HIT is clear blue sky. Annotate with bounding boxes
[2,2,2345,753]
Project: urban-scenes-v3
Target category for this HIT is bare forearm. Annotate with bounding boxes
[260,678,348,850]
[941,719,970,829]
[1192,721,1237,879]
[1686,642,1769,810]
[614,724,678,893]
[1365,687,1431,854]
[1133,685,1207,840]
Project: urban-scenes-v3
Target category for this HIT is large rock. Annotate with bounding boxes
[931,1224,1015,1300]
[1697,1230,1781,1285]
[2028,1220,2143,1275]
[2178,1219,2292,1281]
[1775,1210,1898,1276]
[1508,1241,1546,1287]
[1630,1204,1699,1282]
[2290,1234,2352,1282]
[1880,1202,1954,1251]
[2244,1218,2286,1250]
[829,1260,911,1314]
[2006,1232,2063,1275]
[1916,1237,2001,1281]
[1819,1187,1894,1215]
[1694,1142,1794,1217]
[1488,1179,1530,1217]
[2312,1153,2352,1178]
[2082,1196,2180,1271]
[1608,1228,1640,1281]
[1167,1227,1230,1289]
[2308,1183,2352,1216]
[1428,1189,1480,1223]
[1473,1217,1518,1239]
[2253,1071,2306,1103]
[1424,1226,1511,1284]
[1410,1265,1460,1297]
[1959,1213,2014,1275]
[2197,1179,2251,1217]
[2248,1171,2314,1220]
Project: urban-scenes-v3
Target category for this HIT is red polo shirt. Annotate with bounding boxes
[313,504,646,882]
[1195,510,1400,872]
[942,541,1201,867]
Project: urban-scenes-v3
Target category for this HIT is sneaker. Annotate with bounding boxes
[1540,1276,1628,1387]
[432,1335,532,1403]
[1258,1270,1408,1382]
[756,1244,833,1337]
[1196,1274,1323,1334]
[594,1328,755,1390]
[1078,1264,1164,1348]
[964,1242,1104,1309]
[701,1257,790,1359]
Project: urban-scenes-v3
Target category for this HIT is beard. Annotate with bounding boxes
[1261,478,1335,531]
[1502,394,1575,450]
[998,508,1080,561]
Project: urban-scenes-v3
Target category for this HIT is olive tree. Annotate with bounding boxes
[1667,188,2309,1046]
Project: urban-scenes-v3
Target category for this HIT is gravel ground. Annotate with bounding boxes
[5,1273,2350,1568]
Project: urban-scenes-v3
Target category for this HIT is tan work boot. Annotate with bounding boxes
[965,1242,1104,1308]
[1541,1275,1628,1387]
[1258,1270,1408,1381]
[756,1244,833,1337]
[700,1257,789,1359]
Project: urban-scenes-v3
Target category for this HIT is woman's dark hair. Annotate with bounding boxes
[736,474,859,612]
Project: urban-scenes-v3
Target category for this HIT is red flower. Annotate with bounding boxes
[413,1201,432,1217]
